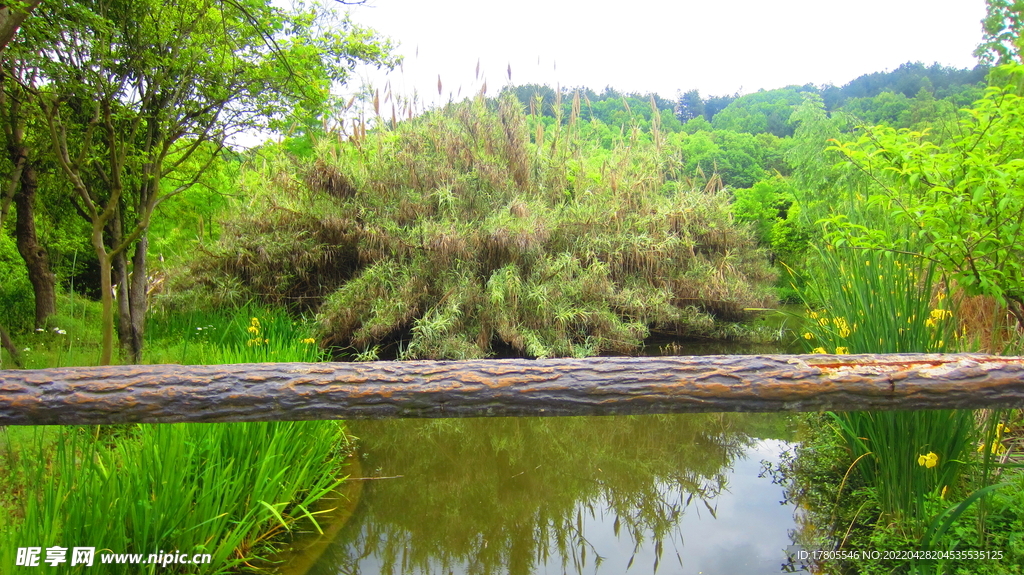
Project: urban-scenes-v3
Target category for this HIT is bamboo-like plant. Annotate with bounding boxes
[180,94,776,359]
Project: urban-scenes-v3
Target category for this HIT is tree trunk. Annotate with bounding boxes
[114,244,132,360]
[112,221,148,364]
[93,220,114,366]
[0,321,21,367]
[0,0,42,55]
[13,157,56,327]
[127,233,148,362]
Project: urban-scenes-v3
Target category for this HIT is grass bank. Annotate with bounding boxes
[0,305,349,574]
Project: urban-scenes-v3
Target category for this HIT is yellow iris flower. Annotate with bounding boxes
[917,452,938,468]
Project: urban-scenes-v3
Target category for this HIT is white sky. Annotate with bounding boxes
[342,0,988,107]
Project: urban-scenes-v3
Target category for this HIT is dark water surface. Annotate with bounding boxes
[282,413,805,575]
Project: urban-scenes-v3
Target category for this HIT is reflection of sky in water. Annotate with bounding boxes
[535,440,795,575]
[313,439,799,575]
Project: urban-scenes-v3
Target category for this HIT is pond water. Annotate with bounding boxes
[277,413,807,575]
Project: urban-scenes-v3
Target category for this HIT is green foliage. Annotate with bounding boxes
[832,62,989,106]
[731,175,807,262]
[0,234,33,333]
[976,0,1024,65]
[828,64,1024,321]
[9,0,399,364]
[183,95,776,359]
[677,89,705,121]
[674,128,780,187]
[711,87,809,138]
[146,149,239,262]
[503,84,682,134]
[0,420,349,574]
[842,91,915,126]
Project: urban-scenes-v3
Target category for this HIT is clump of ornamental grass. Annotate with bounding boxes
[796,244,976,534]
[177,93,775,359]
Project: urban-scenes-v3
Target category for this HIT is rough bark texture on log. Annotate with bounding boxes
[1,354,1023,426]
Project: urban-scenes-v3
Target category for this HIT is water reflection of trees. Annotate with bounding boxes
[309,413,787,575]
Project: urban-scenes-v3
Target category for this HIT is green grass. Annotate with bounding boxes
[145,304,324,365]
[9,293,105,369]
[0,421,350,574]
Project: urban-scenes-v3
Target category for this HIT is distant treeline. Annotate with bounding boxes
[504,61,990,139]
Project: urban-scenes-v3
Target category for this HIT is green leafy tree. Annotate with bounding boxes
[711,88,807,138]
[702,93,737,122]
[841,91,913,126]
[676,129,771,188]
[0,49,57,329]
[29,0,397,364]
[676,89,705,121]
[976,0,1024,65]
[828,64,1024,327]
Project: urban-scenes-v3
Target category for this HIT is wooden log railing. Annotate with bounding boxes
[2,354,1024,426]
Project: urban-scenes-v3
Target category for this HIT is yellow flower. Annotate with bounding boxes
[835,347,849,354]
[917,452,939,468]
[925,318,937,328]
[930,308,953,320]
[811,347,827,354]
[818,317,829,326]
[808,310,819,319]
[301,337,316,345]
[937,292,946,300]
[247,325,260,334]
[980,442,1007,455]
[803,332,813,340]
[250,317,261,328]
[940,485,948,500]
